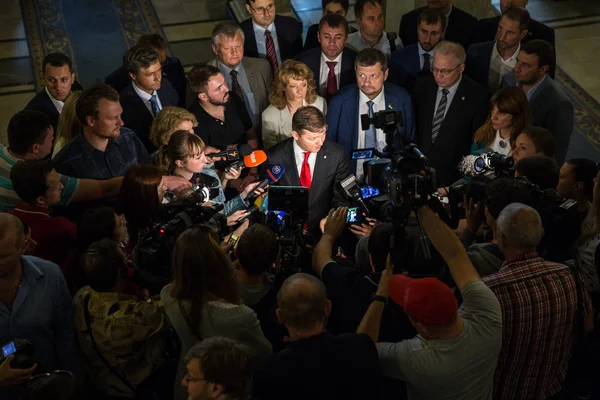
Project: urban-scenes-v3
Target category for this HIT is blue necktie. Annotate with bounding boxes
[365,100,376,149]
[149,94,160,117]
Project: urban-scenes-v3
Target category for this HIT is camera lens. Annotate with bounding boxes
[474,156,486,173]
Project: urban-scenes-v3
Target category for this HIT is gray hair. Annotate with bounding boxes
[211,21,245,46]
[432,40,466,65]
[277,273,328,331]
[496,203,543,251]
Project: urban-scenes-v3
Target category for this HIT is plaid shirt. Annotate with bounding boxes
[482,252,592,400]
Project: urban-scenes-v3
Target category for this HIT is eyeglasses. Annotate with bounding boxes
[184,374,207,383]
[248,2,275,14]
[430,64,462,76]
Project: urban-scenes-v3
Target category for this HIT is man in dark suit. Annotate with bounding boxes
[389,8,445,92]
[399,0,477,51]
[326,49,415,180]
[240,0,303,72]
[267,106,349,232]
[296,13,357,102]
[466,7,530,91]
[105,34,186,106]
[119,45,179,153]
[503,40,573,164]
[303,0,353,51]
[24,53,83,133]
[414,41,488,185]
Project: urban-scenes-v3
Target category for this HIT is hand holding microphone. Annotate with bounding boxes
[246,164,286,201]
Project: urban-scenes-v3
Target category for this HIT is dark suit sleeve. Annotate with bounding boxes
[304,24,320,51]
[547,99,574,164]
[398,13,415,46]
[401,91,416,142]
[332,148,350,208]
[326,97,343,142]
[291,19,304,59]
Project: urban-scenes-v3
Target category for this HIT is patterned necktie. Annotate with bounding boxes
[422,53,431,73]
[300,151,312,190]
[431,88,449,143]
[230,70,245,103]
[265,30,278,72]
[325,61,338,102]
[149,94,160,117]
[365,100,377,148]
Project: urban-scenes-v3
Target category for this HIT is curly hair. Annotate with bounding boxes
[268,60,318,110]
[149,106,198,148]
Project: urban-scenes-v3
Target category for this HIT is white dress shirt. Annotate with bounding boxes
[252,21,282,66]
[293,138,316,181]
[417,43,434,70]
[489,130,513,156]
[346,31,403,57]
[318,51,343,97]
[45,87,65,114]
[356,88,386,182]
[433,76,462,122]
[489,42,520,90]
[132,82,162,115]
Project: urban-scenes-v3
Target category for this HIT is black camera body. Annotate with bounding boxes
[361,110,404,132]
[450,151,515,202]
[1,339,35,369]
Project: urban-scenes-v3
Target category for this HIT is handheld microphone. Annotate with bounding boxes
[208,144,253,161]
[248,164,285,200]
[340,175,370,216]
[235,205,259,224]
[243,150,267,168]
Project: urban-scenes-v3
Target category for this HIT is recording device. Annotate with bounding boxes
[163,185,220,212]
[360,185,381,199]
[208,144,253,161]
[346,207,361,224]
[224,150,268,172]
[452,151,514,202]
[360,110,403,132]
[236,205,259,224]
[340,175,370,216]
[352,148,375,160]
[247,164,285,200]
[0,339,35,369]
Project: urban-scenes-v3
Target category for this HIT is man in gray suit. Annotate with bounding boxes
[207,21,273,139]
[503,39,573,163]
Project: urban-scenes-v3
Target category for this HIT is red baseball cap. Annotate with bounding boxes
[388,275,458,326]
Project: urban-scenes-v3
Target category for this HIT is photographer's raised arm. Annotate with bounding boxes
[418,206,480,291]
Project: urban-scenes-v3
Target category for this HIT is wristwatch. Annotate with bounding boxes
[371,295,388,304]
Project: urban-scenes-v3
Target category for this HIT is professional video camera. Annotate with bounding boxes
[0,339,35,369]
[449,151,514,202]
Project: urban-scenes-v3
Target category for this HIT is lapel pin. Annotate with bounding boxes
[388,104,393,110]
[461,96,465,100]
[324,155,327,159]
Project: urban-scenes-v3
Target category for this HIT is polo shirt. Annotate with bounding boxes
[53,128,152,180]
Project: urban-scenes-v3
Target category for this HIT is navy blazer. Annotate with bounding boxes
[240,15,303,64]
[465,41,494,89]
[24,81,83,132]
[119,80,179,153]
[399,6,477,50]
[326,83,415,175]
[388,44,427,92]
[296,47,358,92]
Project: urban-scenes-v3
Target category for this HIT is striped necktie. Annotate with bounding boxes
[431,88,449,143]
[265,30,278,71]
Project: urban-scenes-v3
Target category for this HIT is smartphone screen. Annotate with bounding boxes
[346,207,358,223]
[2,342,16,358]
[360,186,380,199]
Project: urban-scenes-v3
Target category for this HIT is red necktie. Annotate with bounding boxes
[300,151,312,190]
[325,61,337,102]
[265,30,278,72]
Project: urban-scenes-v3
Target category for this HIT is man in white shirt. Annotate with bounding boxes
[346,0,402,57]
[466,7,530,91]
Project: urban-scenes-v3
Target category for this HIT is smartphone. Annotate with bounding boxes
[2,341,16,358]
[346,207,359,224]
[360,185,380,199]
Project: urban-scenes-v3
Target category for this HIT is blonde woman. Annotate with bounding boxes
[262,59,327,150]
[52,91,81,157]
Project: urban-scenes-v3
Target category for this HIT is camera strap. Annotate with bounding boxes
[83,294,137,394]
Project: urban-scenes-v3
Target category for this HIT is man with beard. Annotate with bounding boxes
[503,39,573,163]
[389,8,445,93]
[466,7,530,91]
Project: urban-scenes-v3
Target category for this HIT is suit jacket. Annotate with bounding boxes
[240,15,303,64]
[24,82,84,132]
[261,96,327,150]
[267,138,349,230]
[414,75,488,185]
[503,73,573,164]
[465,41,495,89]
[388,44,430,93]
[296,47,358,94]
[119,80,179,153]
[326,83,415,175]
[206,56,273,135]
[399,6,477,50]
[105,56,187,106]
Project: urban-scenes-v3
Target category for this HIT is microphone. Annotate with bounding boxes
[235,205,259,224]
[340,175,370,216]
[224,150,268,172]
[248,164,285,200]
[457,155,480,177]
[208,144,253,161]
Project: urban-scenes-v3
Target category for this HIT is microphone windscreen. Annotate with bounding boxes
[266,164,285,183]
[457,155,478,177]
[254,193,267,211]
[238,144,253,157]
[244,150,267,167]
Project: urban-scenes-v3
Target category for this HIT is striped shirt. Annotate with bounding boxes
[0,145,79,211]
[482,252,591,400]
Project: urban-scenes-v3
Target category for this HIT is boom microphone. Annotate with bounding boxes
[208,144,253,161]
[248,164,285,200]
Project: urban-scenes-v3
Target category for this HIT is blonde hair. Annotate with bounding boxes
[268,60,318,110]
[149,106,198,148]
[155,130,206,175]
[53,91,81,155]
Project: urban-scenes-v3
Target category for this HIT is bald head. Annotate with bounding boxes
[277,273,329,331]
[0,213,24,248]
[497,203,543,252]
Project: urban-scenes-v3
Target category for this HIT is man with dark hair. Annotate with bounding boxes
[466,7,530,91]
[346,0,402,57]
[24,52,82,132]
[327,48,414,179]
[399,0,477,50]
[414,41,488,184]
[53,84,152,180]
[267,105,348,232]
[240,0,303,71]
[119,45,179,152]
[183,337,253,400]
[514,155,559,190]
[297,13,358,101]
[556,158,597,213]
[503,39,573,164]
[253,272,380,400]
[105,33,187,105]
[303,0,353,51]
[0,213,78,399]
[389,8,445,92]
[74,239,168,398]
[8,159,76,274]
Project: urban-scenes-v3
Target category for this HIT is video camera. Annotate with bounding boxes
[449,151,514,202]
